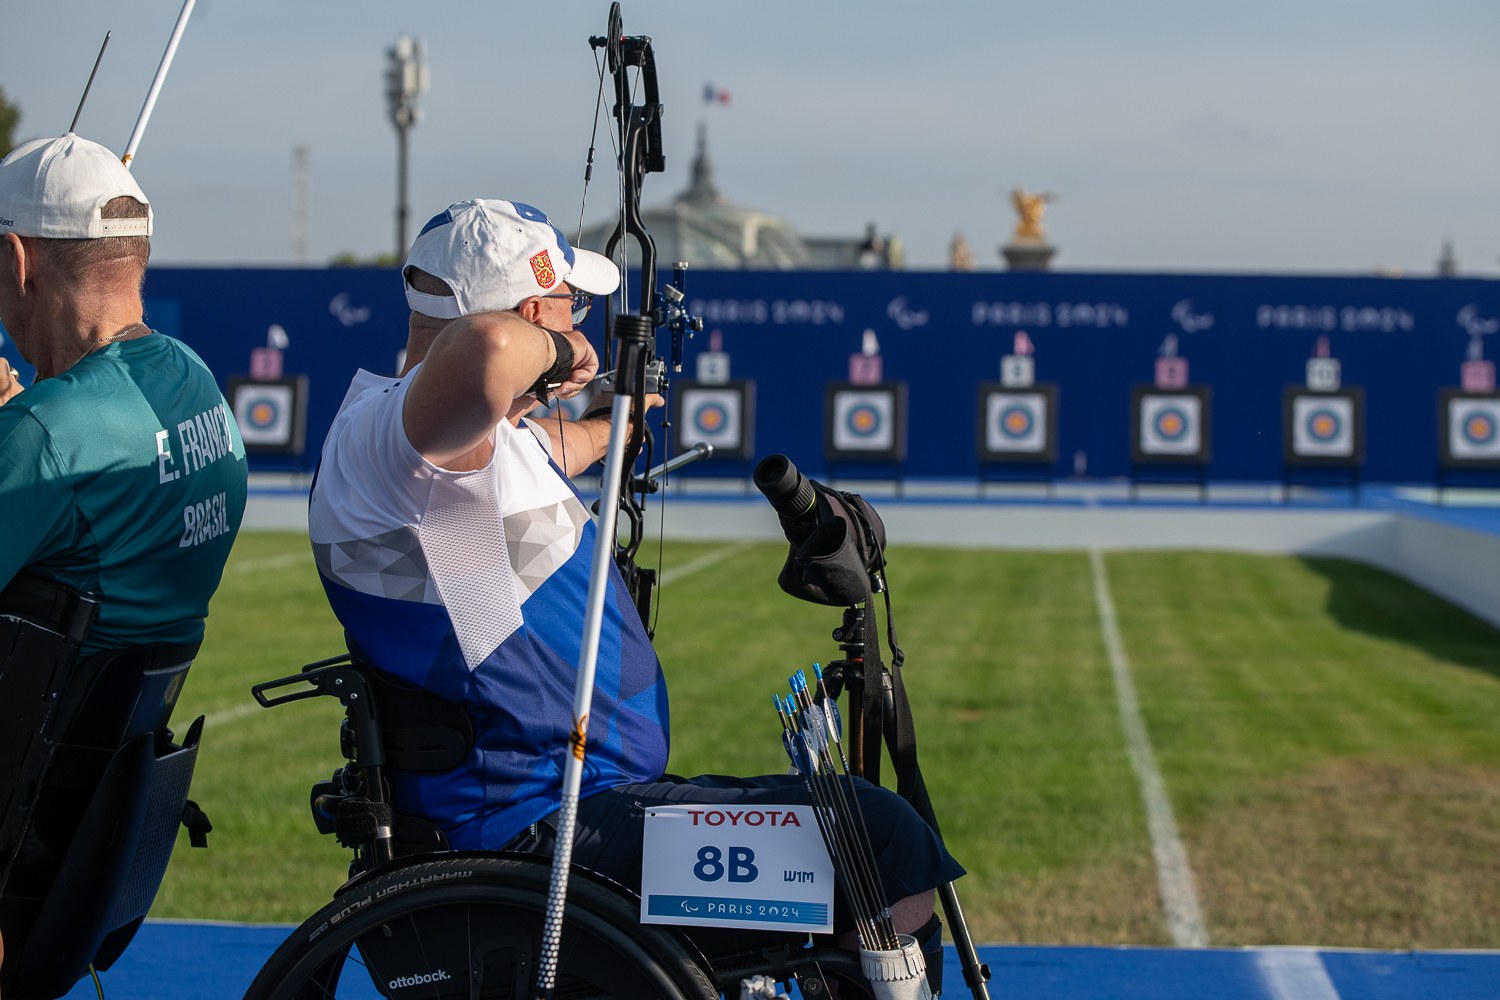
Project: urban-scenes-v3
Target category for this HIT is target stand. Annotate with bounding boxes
[823,381,907,494]
[670,379,755,494]
[1281,386,1365,504]
[1129,385,1211,503]
[1435,388,1500,502]
[975,381,1058,498]
[227,375,310,473]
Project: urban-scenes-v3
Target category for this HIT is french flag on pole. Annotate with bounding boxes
[703,82,731,105]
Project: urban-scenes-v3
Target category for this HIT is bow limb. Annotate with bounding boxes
[593,1,667,630]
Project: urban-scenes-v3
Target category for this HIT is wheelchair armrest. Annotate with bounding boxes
[253,658,385,770]
[251,653,356,708]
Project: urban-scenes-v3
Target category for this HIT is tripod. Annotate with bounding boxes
[822,604,993,1000]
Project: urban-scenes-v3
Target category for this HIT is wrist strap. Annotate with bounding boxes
[531,330,576,401]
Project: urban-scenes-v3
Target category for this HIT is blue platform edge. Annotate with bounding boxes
[62,920,1500,999]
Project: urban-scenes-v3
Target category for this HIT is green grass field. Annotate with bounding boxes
[153,533,1500,949]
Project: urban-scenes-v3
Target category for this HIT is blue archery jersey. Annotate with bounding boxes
[308,368,669,849]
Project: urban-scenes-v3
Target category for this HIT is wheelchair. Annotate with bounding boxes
[0,575,210,1000]
[247,649,880,999]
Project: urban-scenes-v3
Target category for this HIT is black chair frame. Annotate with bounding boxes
[248,650,878,999]
[0,576,209,1000]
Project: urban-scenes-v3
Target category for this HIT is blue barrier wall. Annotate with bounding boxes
[4,267,1495,483]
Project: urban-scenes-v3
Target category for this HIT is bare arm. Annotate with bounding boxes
[529,414,613,477]
[530,391,666,476]
[402,312,597,470]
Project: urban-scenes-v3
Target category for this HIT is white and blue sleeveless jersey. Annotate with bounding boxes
[308,368,669,848]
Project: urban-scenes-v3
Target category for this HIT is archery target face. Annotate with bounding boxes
[831,389,896,452]
[233,382,294,446]
[680,386,743,450]
[1138,393,1203,456]
[1448,396,1500,461]
[1292,395,1355,458]
[985,391,1047,454]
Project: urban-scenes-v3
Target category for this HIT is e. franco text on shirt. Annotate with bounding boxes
[172,403,238,478]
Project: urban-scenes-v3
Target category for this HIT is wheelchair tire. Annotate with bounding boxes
[245,854,717,999]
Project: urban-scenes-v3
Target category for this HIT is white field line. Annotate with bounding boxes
[1089,547,1210,948]
[1253,949,1343,1000]
[658,540,754,587]
[203,551,311,727]
[203,700,262,729]
[204,541,753,729]
[230,551,311,574]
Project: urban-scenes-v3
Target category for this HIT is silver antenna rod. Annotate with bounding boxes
[69,32,111,134]
[122,0,197,170]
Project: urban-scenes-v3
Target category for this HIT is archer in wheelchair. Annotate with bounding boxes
[244,449,998,997]
[247,473,980,1000]
[249,178,978,996]
[0,130,247,998]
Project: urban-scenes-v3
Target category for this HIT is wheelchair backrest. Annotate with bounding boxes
[0,576,203,1000]
[359,656,474,773]
[0,575,100,860]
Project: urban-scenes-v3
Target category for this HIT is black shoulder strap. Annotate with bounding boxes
[858,598,883,786]
[861,591,942,835]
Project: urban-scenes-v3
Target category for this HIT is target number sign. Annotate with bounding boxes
[1305,358,1342,392]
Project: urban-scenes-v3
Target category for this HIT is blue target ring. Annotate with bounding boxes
[692,401,729,434]
[844,404,883,438]
[996,404,1034,439]
[1303,407,1343,442]
[1152,405,1190,442]
[1462,412,1497,446]
[245,396,281,430]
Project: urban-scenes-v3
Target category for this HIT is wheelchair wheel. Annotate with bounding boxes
[245,855,717,999]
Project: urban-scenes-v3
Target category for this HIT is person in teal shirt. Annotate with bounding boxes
[0,133,248,655]
[0,131,249,985]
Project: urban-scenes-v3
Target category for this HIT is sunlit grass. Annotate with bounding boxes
[153,535,1500,948]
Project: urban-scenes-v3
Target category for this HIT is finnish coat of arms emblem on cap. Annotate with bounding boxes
[530,249,557,289]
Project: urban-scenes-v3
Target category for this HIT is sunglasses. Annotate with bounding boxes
[541,290,594,325]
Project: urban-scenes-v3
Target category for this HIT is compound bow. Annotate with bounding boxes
[534,8,701,995]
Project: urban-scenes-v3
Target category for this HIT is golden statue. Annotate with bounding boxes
[1010,187,1053,243]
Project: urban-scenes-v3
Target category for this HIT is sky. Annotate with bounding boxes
[2,0,1497,276]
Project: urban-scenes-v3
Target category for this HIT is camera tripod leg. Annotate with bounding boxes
[937,880,991,999]
[826,604,990,997]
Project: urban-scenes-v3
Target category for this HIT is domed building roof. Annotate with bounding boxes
[578,125,811,270]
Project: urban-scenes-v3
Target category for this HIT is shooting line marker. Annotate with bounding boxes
[1090,548,1209,948]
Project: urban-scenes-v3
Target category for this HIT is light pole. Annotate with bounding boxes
[385,35,427,262]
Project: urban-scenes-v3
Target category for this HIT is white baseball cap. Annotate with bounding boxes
[403,198,619,319]
[0,133,152,239]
